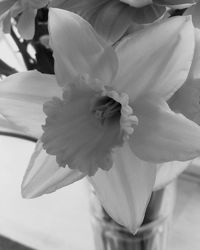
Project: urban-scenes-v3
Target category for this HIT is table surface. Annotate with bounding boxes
[0,136,200,250]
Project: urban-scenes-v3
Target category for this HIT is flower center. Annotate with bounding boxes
[91,88,138,141]
[92,96,121,125]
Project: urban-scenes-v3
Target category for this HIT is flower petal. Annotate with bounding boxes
[168,29,200,125]
[154,0,197,9]
[185,2,200,29]
[89,1,133,44]
[113,16,194,101]
[49,8,118,86]
[130,94,200,163]
[0,0,16,16]
[49,0,103,10]
[154,160,190,190]
[169,80,200,126]
[22,140,85,198]
[129,4,166,24]
[50,0,163,41]
[90,143,157,233]
[49,0,67,7]
[29,0,48,9]
[188,28,200,80]
[0,10,11,33]
[120,0,152,8]
[0,71,62,138]
[0,114,22,132]
[17,7,36,40]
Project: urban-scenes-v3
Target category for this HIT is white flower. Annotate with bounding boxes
[0,0,48,39]
[50,0,197,43]
[0,9,199,233]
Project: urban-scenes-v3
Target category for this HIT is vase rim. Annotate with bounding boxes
[92,213,168,236]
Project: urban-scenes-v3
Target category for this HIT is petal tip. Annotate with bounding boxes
[21,181,44,199]
[21,186,36,199]
[49,7,75,19]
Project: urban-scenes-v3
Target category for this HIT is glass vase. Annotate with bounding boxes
[90,180,176,250]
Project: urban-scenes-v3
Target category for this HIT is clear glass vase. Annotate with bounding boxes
[90,181,176,250]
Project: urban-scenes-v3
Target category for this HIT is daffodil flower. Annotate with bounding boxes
[0,8,200,233]
[50,0,197,43]
[0,0,48,39]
